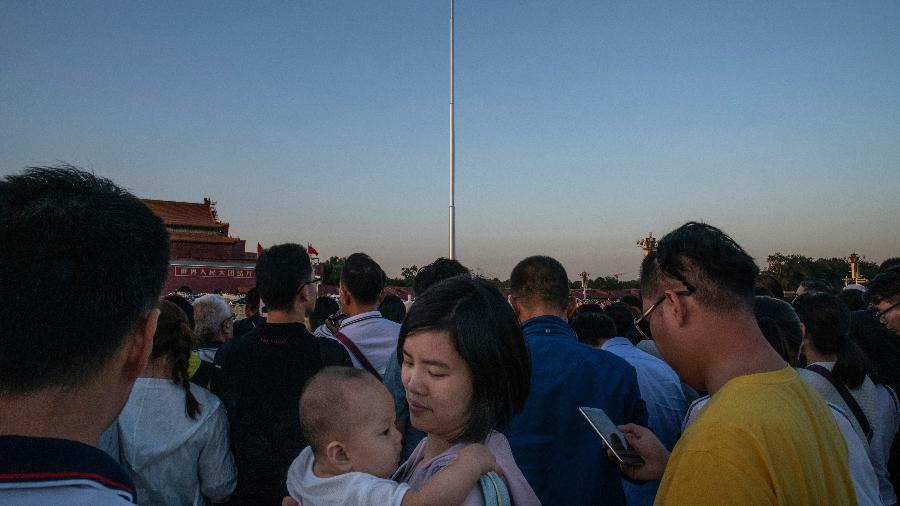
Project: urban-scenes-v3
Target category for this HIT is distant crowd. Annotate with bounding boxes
[1,165,899,506]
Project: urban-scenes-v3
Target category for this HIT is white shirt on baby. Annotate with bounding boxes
[286,446,410,506]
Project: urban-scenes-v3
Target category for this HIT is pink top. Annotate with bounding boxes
[399,431,541,506]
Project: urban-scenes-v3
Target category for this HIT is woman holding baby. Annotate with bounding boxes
[284,276,538,506]
[397,276,540,505]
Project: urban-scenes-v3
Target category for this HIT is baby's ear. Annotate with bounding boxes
[325,441,351,471]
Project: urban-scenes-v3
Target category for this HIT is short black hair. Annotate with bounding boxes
[398,277,530,443]
[341,253,386,306]
[798,278,836,295]
[177,285,193,294]
[868,270,900,305]
[509,255,570,311]
[838,289,866,311]
[309,296,340,331]
[794,292,869,389]
[618,294,642,310]
[0,166,169,394]
[879,258,900,273]
[413,258,470,296]
[640,222,759,312]
[379,294,407,324]
[164,294,196,329]
[244,287,260,311]
[603,303,639,344]
[255,243,312,311]
[753,296,802,365]
[570,311,617,347]
[754,273,785,300]
[574,303,604,315]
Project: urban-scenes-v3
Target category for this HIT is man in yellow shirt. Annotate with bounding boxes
[618,222,856,505]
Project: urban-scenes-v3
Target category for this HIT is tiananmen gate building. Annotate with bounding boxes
[143,198,257,295]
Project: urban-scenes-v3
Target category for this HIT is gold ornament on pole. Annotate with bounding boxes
[843,252,868,286]
[637,233,657,257]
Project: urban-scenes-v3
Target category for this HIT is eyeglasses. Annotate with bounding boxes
[876,300,900,326]
[633,283,696,341]
[297,275,322,294]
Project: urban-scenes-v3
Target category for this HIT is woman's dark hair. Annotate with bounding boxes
[755,273,785,300]
[793,292,869,389]
[309,296,340,331]
[838,289,866,311]
[398,276,530,443]
[753,296,803,366]
[603,302,640,344]
[154,300,201,419]
[379,294,407,324]
[570,311,617,347]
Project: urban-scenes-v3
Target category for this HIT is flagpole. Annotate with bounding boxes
[448,0,456,260]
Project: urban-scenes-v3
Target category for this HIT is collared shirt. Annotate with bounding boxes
[505,315,647,506]
[600,336,688,506]
[0,435,136,505]
[332,310,400,376]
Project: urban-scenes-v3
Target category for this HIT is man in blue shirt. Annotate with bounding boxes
[505,256,647,505]
[571,305,688,505]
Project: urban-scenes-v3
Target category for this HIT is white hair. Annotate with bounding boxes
[193,294,232,343]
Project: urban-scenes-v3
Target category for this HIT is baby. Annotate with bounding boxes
[286,366,499,506]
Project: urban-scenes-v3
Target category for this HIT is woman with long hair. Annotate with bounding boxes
[117,300,237,505]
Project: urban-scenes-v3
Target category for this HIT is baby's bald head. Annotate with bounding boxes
[300,366,386,455]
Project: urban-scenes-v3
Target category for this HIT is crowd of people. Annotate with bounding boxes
[1,164,899,505]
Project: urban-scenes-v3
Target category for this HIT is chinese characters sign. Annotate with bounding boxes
[174,266,255,279]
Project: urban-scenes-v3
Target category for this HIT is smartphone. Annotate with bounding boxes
[327,312,347,326]
[579,407,644,466]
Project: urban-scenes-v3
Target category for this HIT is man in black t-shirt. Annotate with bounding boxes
[217,244,351,505]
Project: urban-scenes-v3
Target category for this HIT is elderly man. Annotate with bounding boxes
[189,294,234,389]
[617,222,854,504]
[0,166,169,504]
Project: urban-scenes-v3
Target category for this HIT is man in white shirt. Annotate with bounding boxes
[329,253,399,377]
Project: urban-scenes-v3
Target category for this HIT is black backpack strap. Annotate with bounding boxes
[807,364,872,442]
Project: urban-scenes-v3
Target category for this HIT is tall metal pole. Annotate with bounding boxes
[448,0,456,259]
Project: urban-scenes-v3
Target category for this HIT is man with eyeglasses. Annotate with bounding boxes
[613,222,854,504]
[868,268,900,336]
[861,264,900,496]
[216,244,352,505]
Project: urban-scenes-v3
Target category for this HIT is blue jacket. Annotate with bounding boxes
[506,316,647,506]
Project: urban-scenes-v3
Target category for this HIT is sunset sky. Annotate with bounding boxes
[2,1,898,279]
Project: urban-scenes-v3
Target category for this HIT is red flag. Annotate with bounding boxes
[308,244,319,256]
[256,242,263,257]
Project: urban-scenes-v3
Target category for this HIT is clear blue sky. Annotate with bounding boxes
[2,1,898,279]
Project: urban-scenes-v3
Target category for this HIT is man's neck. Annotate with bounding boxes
[0,384,122,446]
[266,307,306,324]
[517,305,566,323]
[699,312,786,395]
[345,302,378,318]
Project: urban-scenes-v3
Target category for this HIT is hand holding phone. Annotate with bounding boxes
[579,407,645,466]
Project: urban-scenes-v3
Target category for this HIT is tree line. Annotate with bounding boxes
[319,253,874,292]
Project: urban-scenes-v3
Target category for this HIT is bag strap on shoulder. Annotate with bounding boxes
[807,364,872,442]
[333,331,382,381]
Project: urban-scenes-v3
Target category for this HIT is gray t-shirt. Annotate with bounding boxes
[286,447,409,506]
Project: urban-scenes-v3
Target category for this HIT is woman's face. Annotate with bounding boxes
[401,329,474,442]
